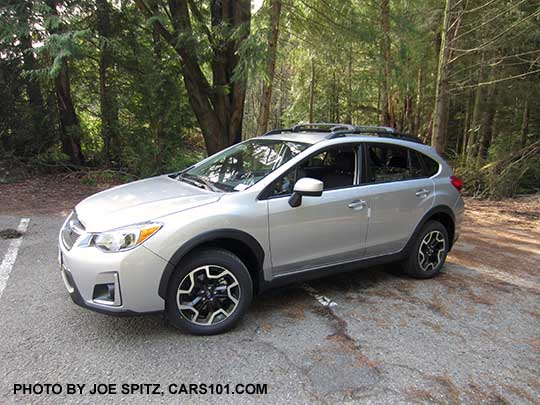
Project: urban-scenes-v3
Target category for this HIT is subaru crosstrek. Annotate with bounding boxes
[58,123,464,335]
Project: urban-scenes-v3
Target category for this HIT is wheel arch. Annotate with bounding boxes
[158,229,265,299]
[404,205,456,255]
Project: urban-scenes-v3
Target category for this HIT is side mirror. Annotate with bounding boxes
[288,177,324,207]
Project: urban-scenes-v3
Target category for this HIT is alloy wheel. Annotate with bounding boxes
[418,230,446,272]
[176,265,240,325]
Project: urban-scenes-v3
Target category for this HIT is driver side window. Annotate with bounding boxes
[270,145,358,197]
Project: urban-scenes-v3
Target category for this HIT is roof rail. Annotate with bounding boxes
[353,125,396,133]
[262,123,356,136]
[262,123,424,144]
[263,128,292,136]
[291,122,356,133]
[327,128,424,144]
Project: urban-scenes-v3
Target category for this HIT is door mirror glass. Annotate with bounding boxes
[289,177,323,207]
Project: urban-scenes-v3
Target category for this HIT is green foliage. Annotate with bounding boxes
[0,0,538,199]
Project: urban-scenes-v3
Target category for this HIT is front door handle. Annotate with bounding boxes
[415,188,430,197]
[348,200,367,209]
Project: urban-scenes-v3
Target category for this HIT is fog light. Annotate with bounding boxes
[93,284,115,304]
[92,273,121,306]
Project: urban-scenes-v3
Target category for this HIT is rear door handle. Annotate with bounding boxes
[348,200,367,209]
[415,188,430,197]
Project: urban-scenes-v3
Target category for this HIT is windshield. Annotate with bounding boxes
[182,139,309,192]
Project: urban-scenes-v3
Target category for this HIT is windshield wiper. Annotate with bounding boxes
[178,173,219,192]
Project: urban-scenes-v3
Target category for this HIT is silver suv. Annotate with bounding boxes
[58,123,464,334]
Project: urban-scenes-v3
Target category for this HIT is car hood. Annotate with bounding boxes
[75,175,221,232]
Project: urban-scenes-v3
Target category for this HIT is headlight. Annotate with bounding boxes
[91,223,162,252]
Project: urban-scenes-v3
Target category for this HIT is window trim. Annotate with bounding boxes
[259,142,362,200]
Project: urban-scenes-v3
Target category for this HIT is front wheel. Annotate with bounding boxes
[402,220,449,279]
[166,249,253,335]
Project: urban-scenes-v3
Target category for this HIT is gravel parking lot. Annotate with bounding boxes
[0,196,539,404]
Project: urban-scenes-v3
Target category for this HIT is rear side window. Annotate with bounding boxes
[409,150,425,179]
[365,144,410,183]
[419,153,440,177]
[364,144,440,184]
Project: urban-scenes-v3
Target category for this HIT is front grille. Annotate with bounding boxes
[61,212,85,250]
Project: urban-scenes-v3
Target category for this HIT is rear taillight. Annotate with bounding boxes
[450,175,463,193]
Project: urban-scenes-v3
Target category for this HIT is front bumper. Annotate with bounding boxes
[58,225,169,315]
[60,267,149,316]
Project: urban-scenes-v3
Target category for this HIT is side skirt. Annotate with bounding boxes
[258,250,407,292]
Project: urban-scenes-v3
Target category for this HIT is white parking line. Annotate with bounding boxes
[0,218,30,301]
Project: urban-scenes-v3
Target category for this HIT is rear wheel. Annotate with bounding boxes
[402,220,449,279]
[166,249,253,335]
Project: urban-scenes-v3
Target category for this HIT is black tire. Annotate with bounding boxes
[401,220,449,279]
[166,248,253,335]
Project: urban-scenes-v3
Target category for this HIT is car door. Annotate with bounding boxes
[360,142,435,257]
[265,144,370,275]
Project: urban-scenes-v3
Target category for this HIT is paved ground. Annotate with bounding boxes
[0,211,539,404]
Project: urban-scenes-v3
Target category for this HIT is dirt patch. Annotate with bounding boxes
[0,174,121,216]
[449,196,540,282]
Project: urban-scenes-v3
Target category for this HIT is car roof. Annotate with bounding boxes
[258,131,433,150]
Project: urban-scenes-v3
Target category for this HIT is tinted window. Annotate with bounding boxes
[409,150,426,179]
[270,145,357,197]
[365,144,411,183]
[271,169,296,197]
[419,154,440,177]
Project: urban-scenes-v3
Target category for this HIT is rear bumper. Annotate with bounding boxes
[452,196,465,246]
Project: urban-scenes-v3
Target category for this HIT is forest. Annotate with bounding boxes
[1,0,539,198]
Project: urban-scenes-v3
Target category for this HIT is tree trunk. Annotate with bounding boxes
[345,50,353,124]
[278,63,286,128]
[405,90,413,133]
[461,104,469,160]
[477,85,497,162]
[466,54,488,164]
[55,60,84,165]
[18,1,50,154]
[46,0,84,165]
[413,66,423,135]
[460,74,474,160]
[96,0,119,165]
[521,99,529,147]
[467,82,481,161]
[134,0,250,155]
[379,0,392,127]
[333,70,340,122]
[309,58,315,122]
[257,0,281,134]
[431,0,455,155]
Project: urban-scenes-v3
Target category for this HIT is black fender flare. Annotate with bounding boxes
[402,205,456,255]
[158,229,265,299]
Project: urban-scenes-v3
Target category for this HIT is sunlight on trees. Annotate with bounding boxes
[0,0,539,197]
